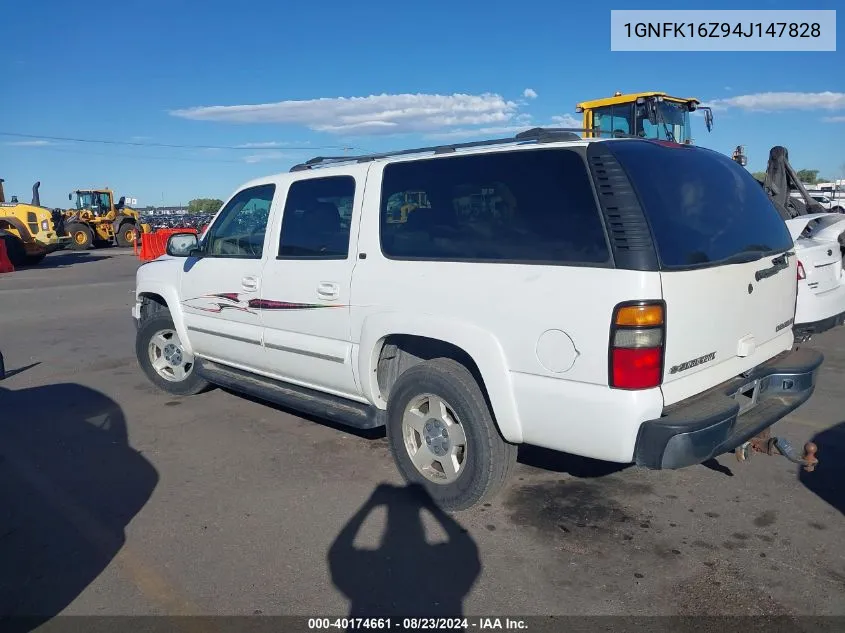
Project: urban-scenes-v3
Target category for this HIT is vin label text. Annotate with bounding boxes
[610,10,836,51]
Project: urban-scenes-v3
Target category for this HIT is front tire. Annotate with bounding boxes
[136,310,210,396]
[67,223,93,250]
[115,222,136,247]
[386,358,517,511]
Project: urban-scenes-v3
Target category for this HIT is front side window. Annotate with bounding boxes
[592,104,632,136]
[379,149,609,265]
[203,184,275,258]
[278,176,355,259]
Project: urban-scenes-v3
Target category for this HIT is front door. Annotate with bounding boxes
[180,183,277,371]
[258,171,364,398]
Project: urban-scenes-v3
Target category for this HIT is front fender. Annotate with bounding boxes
[357,312,523,443]
[135,261,193,355]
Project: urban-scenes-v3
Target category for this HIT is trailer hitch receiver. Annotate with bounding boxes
[734,428,818,472]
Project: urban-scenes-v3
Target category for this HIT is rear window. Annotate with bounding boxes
[609,141,793,269]
[379,149,610,265]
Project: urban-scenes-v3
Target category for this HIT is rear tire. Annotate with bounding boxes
[67,223,93,250]
[136,309,211,396]
[386,358,517,511]
[115,222,136,247]
[0,233,27,267]
[832,206,844,214]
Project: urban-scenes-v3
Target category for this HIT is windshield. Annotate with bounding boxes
[592,99,692,143]
[76,191,111,211]
[639,101,691,143]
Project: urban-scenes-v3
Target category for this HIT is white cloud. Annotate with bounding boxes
[6,139,53,146]
[171,92,519,136]
[243,151,288,164]
[822,115,845,123]
[550,114,582,128]
[236,141,285,148]
[708,91,845,112]
[724,86,732,91]
[523,88,538,99]
[425,124,535,140]
[130,135,152,141]
[426,113,584,140]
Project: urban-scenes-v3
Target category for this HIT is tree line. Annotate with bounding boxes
[750,169,834,185]
[188,198,224,214]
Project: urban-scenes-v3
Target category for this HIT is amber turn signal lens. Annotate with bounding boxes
[615,304,664,327]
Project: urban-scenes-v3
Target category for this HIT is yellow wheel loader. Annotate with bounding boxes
[0,179,69,267]
[63,188,140,250]
[575,91,714,143]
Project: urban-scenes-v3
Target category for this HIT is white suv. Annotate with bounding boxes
[133,129,823,510]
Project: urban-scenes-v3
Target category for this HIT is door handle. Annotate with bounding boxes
[316,282,340,300]
[241,276,258,292]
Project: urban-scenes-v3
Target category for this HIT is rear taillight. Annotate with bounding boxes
[797,260,806,280]
[609,302,665,390]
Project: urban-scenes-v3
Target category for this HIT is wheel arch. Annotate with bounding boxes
[113,215,137,232]
[357,314,523,443]
[137,285,193,355]
[0,216,34,243]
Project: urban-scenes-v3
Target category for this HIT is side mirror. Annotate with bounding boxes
[703,107,714,133]
[166,232,200,257]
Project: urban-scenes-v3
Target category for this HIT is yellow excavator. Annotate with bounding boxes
[0,179,69,266]
[576,91,714,144]
[63,188,140,250]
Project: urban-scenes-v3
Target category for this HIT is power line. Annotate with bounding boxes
[18,145,263,164]
[0,131,356,151]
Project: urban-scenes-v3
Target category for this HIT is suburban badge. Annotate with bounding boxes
[669,351,717,375]
[776,318,795,332]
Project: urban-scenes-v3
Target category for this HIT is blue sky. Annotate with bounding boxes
[1,0,842,208]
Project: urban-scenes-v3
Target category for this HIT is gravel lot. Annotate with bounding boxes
[1,249,843,627]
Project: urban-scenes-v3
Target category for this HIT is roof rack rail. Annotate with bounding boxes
[289,127,609,172]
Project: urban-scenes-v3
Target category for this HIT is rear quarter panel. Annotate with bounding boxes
[351,162,664,448]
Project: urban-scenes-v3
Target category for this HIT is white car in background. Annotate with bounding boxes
[791,191,845,214]
[787,213,845,341]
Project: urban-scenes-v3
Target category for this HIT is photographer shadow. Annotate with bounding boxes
[328,483,480,624]
[0,382,158,632]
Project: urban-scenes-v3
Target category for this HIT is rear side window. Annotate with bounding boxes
[379,149,610,265]
[278,176,355,259]
[609,141,793,269]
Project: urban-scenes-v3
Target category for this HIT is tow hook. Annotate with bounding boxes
[734,428,818,472]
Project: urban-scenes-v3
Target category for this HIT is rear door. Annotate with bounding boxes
[256,168,366,398]
[607,141,798,405]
